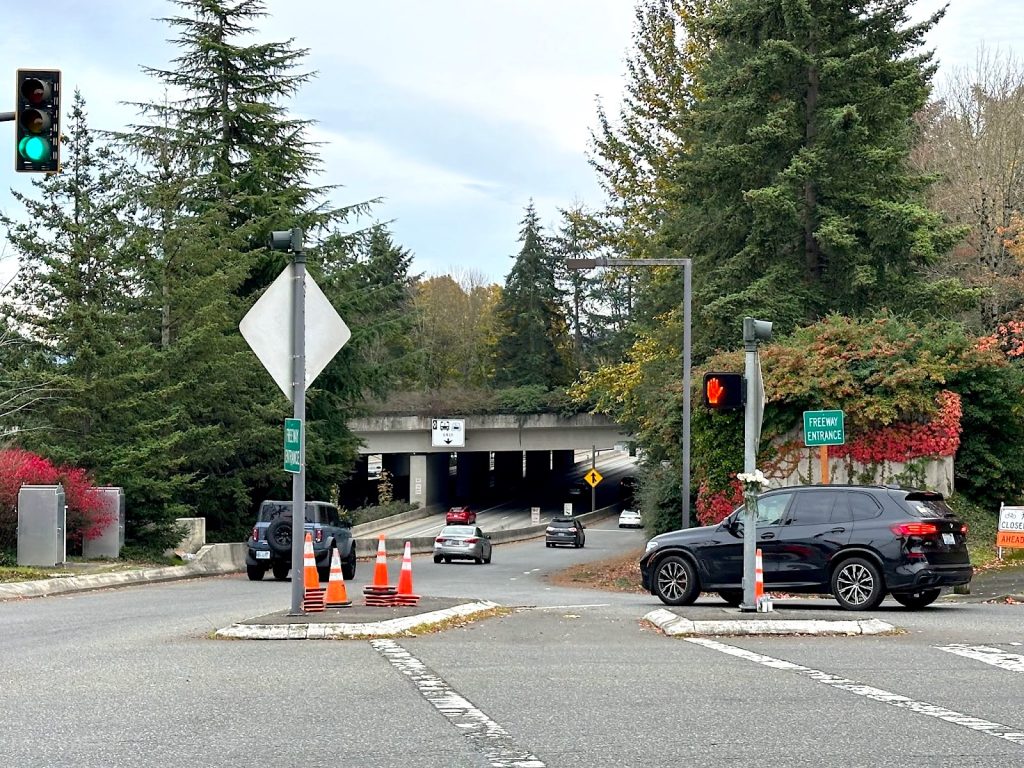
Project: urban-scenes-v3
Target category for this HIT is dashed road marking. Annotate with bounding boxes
[688,637,1024,747]
[938,644,1024,673]
[372,639,545,767]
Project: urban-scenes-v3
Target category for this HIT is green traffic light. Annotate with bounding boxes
[18,135,52,163]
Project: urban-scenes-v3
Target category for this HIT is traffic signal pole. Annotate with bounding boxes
[288,230,307,616]
[565,257,693,529]
[740,317,772,612]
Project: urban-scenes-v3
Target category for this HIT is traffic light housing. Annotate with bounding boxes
[702,372,744,411]
[15,69,61,173]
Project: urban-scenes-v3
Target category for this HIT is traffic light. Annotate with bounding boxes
[15,69,61,173]
[702,372,744,411]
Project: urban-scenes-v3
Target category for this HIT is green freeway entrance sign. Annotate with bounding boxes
[284,418,303,473]
[803,410,845,447]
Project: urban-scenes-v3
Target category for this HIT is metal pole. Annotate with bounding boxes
[289,228,307,615]
[591,445,596,514]
[741,317,758,611]
[563,256,693,528]
[682,262,692,529]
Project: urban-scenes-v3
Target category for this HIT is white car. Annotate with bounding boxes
[618,508,642,529]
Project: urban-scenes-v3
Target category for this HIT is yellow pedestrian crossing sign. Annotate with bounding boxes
[584,468,603,488]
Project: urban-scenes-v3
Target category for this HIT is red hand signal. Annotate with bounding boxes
[706,377,726,406]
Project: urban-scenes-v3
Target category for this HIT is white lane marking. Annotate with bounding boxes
[938,644,1024,673]
[688,637,1024,747]
[371,639,546,768]
[517,604,610,610]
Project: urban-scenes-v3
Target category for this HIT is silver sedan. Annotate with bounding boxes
[433,525,493,564]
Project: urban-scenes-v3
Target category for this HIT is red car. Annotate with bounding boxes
[446,505,476,525]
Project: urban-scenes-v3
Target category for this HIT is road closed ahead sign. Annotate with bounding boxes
[997,504,1024,549]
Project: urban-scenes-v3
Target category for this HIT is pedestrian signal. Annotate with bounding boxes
[702,372,744,411]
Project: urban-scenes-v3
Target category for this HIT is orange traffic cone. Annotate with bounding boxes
[304,532,320,591]
[755,547,772,612]
[363,533,397,606]
[302,532,325,612]
[394,541,420,606]
[325,548,351,608]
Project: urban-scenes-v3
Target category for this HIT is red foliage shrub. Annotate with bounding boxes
[696,476,744,526]
[830,391,962,464]
[0,449,113,550]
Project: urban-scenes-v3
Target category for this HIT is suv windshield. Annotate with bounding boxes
[896,491,956,519]
[549,519,577,527]
[258,502,350,527]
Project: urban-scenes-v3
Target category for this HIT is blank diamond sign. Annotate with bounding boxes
[240,264,351,401]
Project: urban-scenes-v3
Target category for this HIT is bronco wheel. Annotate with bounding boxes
[317,547,334,584]
[272,562,290,581]
[342,548,357,580]
[265,518,293,557]
[891,588,941,610]
[832,557,885,611]
[652,555,700,606]
[246,564,266,581]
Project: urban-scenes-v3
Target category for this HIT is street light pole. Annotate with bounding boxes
[565,256,693,529]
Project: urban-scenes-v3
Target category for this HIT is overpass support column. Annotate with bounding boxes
[552,450,575,473]
[339,455,371,508]
[493,451,523,494]
[382,454,410,504]
[455,452,490,502]
[409,453,450,508]
[525,450,552,489]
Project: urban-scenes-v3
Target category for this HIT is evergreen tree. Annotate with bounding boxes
[493,204,573,388]
[306,225,420,498]
[552,206,633,368]
[113,0,372,538]
[0,91,191,545]
[672,0,974,355]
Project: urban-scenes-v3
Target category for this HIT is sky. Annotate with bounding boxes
[2,0,1023,289]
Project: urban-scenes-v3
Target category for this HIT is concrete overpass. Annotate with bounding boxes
[345,413,632,509]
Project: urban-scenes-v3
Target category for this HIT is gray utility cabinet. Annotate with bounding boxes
[82,487,126,559]
[17,485,67,567]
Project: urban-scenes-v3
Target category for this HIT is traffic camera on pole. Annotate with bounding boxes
[702,372,744,411]
[15,69,61,173]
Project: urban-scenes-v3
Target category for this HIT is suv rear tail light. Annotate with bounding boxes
[891,522,939,537]
[251,526,259,541]
[314,529,323,543]
[961,524,968,535]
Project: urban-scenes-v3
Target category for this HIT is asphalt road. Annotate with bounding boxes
[4,519,1024,767]
[382,449,638,539]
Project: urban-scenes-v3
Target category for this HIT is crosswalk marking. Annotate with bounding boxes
[688,637,1024,747]
[937,644,1024,673]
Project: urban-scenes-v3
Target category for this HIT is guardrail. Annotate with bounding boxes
[352,504,621,556]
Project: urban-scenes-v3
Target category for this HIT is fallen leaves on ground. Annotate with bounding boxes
[546,548,647,593]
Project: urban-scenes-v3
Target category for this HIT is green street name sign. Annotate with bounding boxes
[284,418,303,473]
[803,409,845,447]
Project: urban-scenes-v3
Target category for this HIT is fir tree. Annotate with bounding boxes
[0,91,191,545]
[672,0,974,354]
[493,204,573,388]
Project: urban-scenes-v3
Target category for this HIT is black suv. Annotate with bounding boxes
[640,485,972,610]
[245,500,356,582]
[546,517,586,548]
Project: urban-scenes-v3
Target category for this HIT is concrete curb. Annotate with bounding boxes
[644,608,897,637]
[0,508,621,600]
[215,600,503,640]
[0,543,246,600]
